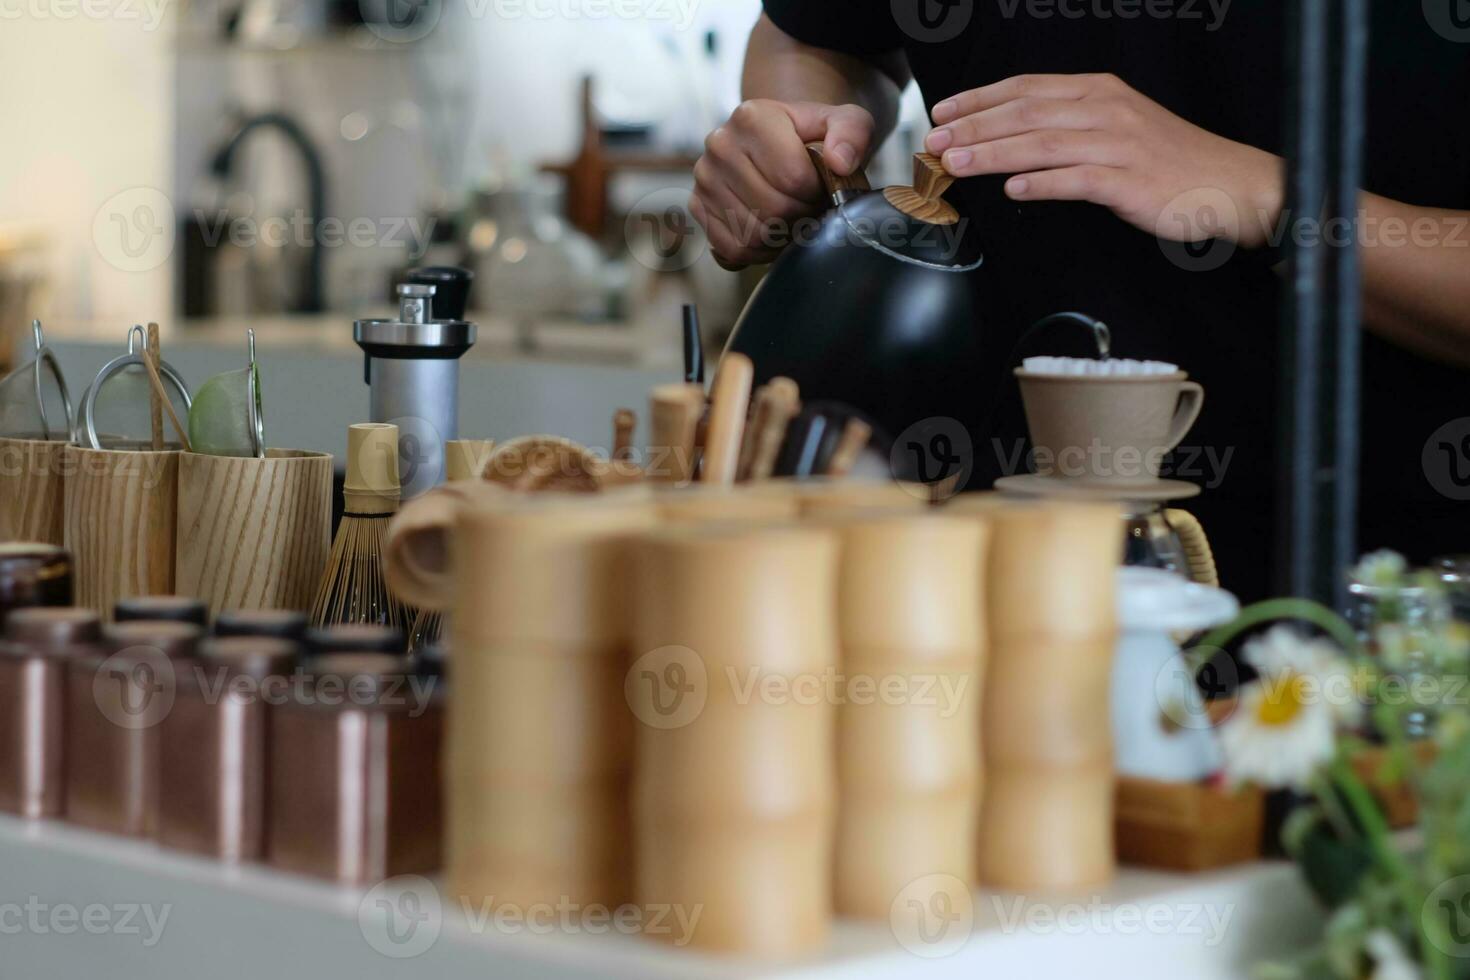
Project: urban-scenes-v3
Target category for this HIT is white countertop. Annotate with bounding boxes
[0,815,1321,979]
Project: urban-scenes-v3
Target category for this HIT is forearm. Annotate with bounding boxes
[741,14,909,149]
[1357,193,1470,368]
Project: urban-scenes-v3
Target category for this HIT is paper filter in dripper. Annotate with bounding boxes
[0,321,73,440]
[188,330,265,458]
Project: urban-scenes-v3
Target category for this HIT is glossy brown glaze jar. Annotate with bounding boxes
[65,621,201,836]
[0,543,73,628]
[0,607,102,819]
[267,654,443,884]
[0,609,101,818]
[156,637,296,860]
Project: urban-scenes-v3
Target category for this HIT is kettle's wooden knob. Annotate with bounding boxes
[884,152,960,226]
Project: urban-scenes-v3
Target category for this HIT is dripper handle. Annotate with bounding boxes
[804,143,872,206]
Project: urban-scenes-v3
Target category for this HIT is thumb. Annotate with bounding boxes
[783,102,875,177]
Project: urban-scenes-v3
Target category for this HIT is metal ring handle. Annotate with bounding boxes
[80,328,193,451]
[22,321,74,441]
[246,329,265,459]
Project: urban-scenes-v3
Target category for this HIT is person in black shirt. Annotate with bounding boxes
[690,2,1470,599]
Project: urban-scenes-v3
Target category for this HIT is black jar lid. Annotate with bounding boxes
[115,595,209,628]
[305,623,404,657]
[214,608,309,642]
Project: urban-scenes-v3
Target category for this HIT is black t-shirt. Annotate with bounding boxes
[762,0,1470,599]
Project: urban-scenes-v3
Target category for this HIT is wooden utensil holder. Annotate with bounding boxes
[830,514,985,920]
[632,523,838,955]
[63,446,179,618]
[0,438,68,545]
[448,494,655,911]
[174,450,333,618]
[977,501,1121,892]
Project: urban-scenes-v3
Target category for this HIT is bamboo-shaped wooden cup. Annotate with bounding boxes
[633,522,839,955]
[385,480,508,612]
[0,438,68,545]
[977,501,1121,892]
[63,446,179,618]
[448,493,656,911]
[827,513,985,919]
[654,482,801,526]
[793,477,931,518]
[174,450,333,617]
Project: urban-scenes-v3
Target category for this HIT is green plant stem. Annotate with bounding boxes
[1196,599,1364,663]
[1329,754,1452,980]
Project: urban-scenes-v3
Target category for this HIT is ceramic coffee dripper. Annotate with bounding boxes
[1015,364,1204,486]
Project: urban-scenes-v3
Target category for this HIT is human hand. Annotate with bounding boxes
[691,100,875,269]
[925,74,1284,248]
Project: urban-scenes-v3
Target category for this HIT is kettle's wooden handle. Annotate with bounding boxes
[805,143,871,201]
[884,152,960,226]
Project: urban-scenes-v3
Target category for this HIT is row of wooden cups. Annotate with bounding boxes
[420,479,1122,957]
[0,437,332,618]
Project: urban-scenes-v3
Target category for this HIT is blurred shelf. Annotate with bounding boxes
[1,815,1320,979]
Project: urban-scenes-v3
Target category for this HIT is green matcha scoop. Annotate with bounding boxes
[188,330,265,458]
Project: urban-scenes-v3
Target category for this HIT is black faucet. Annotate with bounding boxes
[210,112,327,313]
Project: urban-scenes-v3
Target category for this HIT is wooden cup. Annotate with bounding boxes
[977,500,1121,892]
[63,446,179,618]
[987,500,1121,639]
[827,513,985,919]
[637,814,831,955]
[654,483,801,526]
[174,450,333,617]
[977,767,1116,891]
[632,522,838,954]
[794,477,931,518]
[836,790,976,921]
[448,493,656,911]
[0,438,68,545]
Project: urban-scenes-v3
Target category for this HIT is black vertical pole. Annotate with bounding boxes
[1277,0,1367,609]
[1331,0,1368,611]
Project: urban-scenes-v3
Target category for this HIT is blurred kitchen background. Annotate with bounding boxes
[0,2,932,452]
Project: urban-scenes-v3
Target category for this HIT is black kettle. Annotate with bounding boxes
[724,146,990,477]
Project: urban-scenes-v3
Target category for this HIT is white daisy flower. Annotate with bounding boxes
[1242,625,1364,729]
[1218,670,1337,790]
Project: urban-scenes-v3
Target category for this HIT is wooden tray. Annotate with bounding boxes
[1115,776,1264,872]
